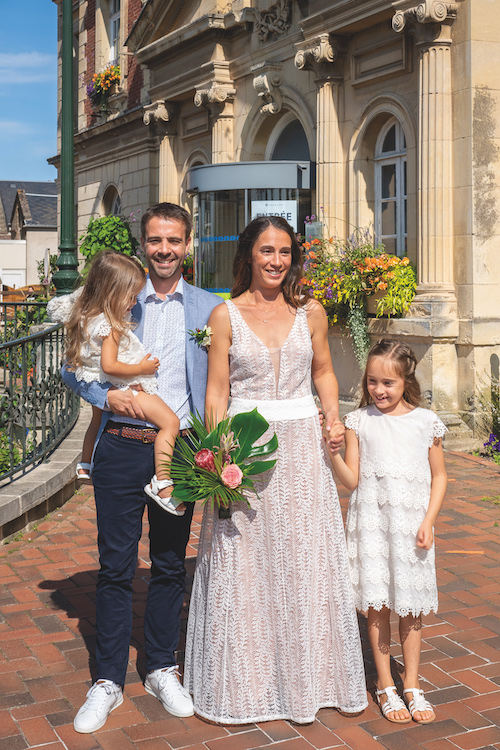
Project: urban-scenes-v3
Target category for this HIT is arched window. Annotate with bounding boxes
[374,118,407,256]
[102,185,121,216]
[111,192,121,216]
[271,119,310,161]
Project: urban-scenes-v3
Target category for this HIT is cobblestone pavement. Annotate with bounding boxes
[0,451,499,750]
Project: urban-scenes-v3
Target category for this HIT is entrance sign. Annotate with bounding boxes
[251,200,297,231]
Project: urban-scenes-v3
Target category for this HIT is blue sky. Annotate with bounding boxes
[0,0,57,182]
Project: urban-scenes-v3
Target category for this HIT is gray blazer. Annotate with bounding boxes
[61,281,222,442]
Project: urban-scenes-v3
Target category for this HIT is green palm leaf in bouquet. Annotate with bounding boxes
[166,409,278,517]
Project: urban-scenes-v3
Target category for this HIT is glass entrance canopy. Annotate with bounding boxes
[186,161,313,292]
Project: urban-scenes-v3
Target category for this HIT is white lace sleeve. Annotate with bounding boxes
[91,316,112,339]
[429,414,447,447]
[46,287,83,323]
[344,410,360,436]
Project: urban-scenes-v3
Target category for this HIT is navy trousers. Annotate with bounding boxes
[91,430,194,686]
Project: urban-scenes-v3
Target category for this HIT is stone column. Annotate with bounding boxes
[294,35,346,237]
[143,100,179,204]
[315,78,344,237]
[393,1,460,300]
[194,83,236,164]
[391,2,462,414]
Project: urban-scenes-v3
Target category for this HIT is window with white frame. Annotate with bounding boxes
[109,0,120,63]
[374,118,407,256]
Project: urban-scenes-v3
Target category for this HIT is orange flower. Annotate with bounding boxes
[378,282,388,290]
[308,251,317,259]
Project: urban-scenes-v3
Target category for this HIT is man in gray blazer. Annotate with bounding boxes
[63,203,221,734]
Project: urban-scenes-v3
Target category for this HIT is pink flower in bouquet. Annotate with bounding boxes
[221,463,243,489]
[195,449,216,472]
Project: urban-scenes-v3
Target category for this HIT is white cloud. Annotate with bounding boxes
[0,120,34,136]
[0,51,55,84]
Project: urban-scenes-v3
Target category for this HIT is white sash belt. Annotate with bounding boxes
[229,394,318,422]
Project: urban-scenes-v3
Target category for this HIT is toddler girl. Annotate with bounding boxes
[326,338,447,725]
[48,250,184,516]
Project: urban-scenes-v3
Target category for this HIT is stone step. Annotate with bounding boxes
[438,411,483,453]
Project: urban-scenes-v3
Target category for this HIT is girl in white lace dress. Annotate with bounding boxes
[184,217,367,724]
[48,251,183,515]
[327,339,447,726]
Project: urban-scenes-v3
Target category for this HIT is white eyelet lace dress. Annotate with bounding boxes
[47,291,157,395]
[344,405,447,618]
[183,300,367,724]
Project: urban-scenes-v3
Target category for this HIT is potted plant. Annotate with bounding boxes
[301,227,417,367]
[86,64,120,115]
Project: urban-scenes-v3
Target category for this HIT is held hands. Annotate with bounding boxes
[324,412,345,454]
[140,354,160,375]
[416,520,434,550]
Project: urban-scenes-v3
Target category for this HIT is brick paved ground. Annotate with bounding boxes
[0,450,499,750]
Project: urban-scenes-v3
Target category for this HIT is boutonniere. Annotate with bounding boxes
[188,325,212,349]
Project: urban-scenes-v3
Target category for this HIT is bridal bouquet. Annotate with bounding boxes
[167,409,278,517]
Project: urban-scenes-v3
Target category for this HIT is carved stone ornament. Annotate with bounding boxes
[254,0,291,42]
[194,84,236,109]
[392,1,459,33]
[143,100,178,125]
[294,34,347,76]
[252,63,283,116]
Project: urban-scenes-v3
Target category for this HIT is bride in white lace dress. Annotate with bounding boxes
[183,217,367,724]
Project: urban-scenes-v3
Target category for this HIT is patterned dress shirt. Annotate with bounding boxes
[113,275,190,429]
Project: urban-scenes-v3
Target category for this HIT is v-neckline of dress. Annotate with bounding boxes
[227,299,299,352]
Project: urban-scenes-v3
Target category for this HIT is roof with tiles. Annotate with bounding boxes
[0,180,57,235]
[20,192,58,227]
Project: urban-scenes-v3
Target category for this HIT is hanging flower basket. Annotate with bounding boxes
[86,64,120,114]
[300,228,417,367]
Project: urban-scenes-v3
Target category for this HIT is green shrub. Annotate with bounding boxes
[79,215,140,277]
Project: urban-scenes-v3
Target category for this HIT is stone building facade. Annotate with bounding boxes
[52,0,500,437]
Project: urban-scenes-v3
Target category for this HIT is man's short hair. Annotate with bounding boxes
[141,203,192,241]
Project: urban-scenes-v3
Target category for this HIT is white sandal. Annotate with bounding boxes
[376,686,411,724]
[144,475,185,516]
[76,462,92,480]
[403,688,436,724]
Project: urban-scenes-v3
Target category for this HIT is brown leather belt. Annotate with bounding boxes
[104,422,192,443]
[105,422,158,443]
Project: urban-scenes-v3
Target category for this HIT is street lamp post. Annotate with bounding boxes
[53,0,80,295]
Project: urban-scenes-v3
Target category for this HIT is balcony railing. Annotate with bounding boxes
[0,302,80,483]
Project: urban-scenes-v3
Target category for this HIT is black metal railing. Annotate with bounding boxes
[0,301,49,341]
[0,302,80,482]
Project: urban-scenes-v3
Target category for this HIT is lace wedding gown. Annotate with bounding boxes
[184,301,367,724]
[344,405,446,617]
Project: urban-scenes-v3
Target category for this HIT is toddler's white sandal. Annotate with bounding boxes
[403,688,436,724]
[76,462,92,480]
[144,475,185,516]
[376,686,412,724]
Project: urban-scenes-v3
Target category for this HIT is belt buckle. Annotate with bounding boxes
[142,430,150,443]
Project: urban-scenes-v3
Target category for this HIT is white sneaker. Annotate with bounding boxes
[144,666,194,717]
[73,679,123,733]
